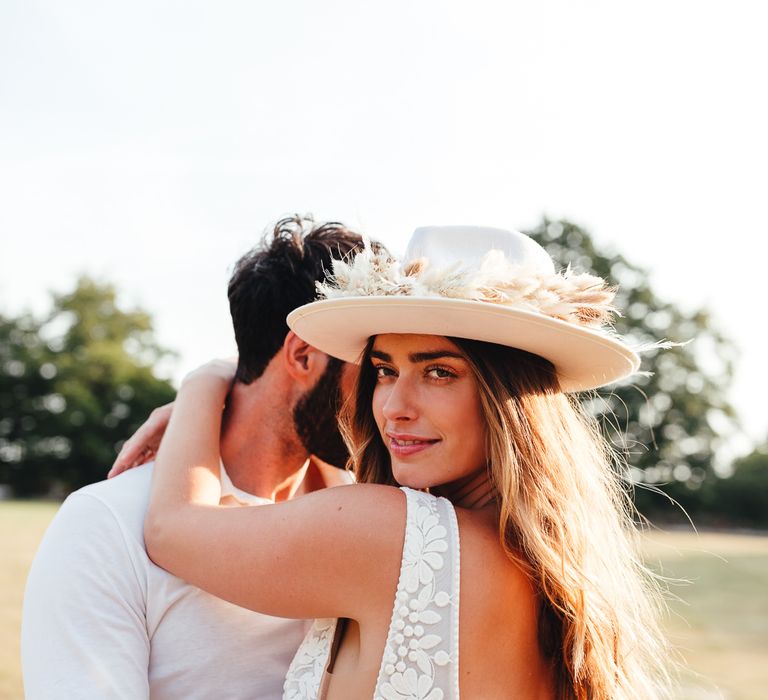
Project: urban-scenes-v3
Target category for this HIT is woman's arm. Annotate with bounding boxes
[144,362,405,621]
[146,361,231,518]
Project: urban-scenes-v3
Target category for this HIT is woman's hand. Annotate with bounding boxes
[181,358,238,391]
[108,403,174,478]
[108,359,237,479]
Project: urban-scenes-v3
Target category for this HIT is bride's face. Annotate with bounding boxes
[370,334,488,490]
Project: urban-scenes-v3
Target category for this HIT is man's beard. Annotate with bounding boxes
[292,357,349,467]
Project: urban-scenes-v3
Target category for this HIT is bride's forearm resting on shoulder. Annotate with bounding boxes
[145,369,229,551]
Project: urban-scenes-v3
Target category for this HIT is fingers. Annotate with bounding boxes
[108,440,151,478]
[110,426,155,476]
[107,402,174,478]
[108,443,156,478]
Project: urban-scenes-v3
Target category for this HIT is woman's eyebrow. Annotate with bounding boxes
[370,349,465,363]
[409,351,465,362]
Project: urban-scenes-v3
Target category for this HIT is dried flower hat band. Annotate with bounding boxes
[317,245,619,331]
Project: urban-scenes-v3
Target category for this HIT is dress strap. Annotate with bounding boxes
[372,487,461,700]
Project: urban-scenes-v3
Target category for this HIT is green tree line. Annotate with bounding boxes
[525,219,767,527]
[1,221,766,526]
[0,278,176,496]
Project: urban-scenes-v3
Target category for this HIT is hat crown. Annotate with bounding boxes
[405,226,556,275]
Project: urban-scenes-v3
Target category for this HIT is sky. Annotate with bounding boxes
[1,0,766,455]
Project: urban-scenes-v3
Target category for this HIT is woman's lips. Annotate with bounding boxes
[387,434,440,457]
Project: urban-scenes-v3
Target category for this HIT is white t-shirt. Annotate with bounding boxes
[21,462,339,699]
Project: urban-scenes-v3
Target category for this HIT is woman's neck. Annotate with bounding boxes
[434,467,496,510]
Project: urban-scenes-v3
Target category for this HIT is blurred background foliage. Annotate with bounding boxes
[1,219,766,526]
[0,277,176,496]
[525,218,767,527]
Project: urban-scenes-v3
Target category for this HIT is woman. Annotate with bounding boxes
[140,226,672,699]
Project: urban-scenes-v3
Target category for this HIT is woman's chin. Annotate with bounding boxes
[391,463,440,491]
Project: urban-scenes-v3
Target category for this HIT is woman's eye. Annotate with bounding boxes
[427,367,456,379]
[374,365,395,379]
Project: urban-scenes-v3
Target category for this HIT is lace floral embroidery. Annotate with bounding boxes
[283,618,337,700]
[373,488,459,700]
[281,488,459,700]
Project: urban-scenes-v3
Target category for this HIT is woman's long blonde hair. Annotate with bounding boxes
[342,336,673,700]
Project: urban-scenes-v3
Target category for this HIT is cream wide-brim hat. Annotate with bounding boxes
[287,226,640,392]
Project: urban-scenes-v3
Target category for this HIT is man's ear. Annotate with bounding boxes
[282,330,327,387]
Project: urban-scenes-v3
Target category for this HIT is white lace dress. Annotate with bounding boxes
[282,487,461,700]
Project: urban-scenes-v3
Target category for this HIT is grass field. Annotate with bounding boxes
[1,501,60,700]
[2,502,767,699]
[642,529,768,699]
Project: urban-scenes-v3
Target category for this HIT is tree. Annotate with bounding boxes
[0,310,53,495]
[525,219,739,521]
[708,445,768,527]
[0,277,177,496]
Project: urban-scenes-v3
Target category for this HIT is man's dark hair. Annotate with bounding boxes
[228,215,366,384]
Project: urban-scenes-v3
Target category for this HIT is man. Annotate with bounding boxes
[21,216,371,699]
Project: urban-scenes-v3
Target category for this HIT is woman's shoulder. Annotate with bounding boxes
[455,506,533,594]
[304,481,404,502]
[296,482,408,542]
[308,482,451,516]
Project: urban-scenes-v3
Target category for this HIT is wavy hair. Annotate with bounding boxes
[341,336,673,699]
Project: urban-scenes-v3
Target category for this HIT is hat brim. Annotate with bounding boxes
[287,297,640,392]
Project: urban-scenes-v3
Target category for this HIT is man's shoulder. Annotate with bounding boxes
[27,465,156,595]
[70,461,153,507]
[59,463,154,537]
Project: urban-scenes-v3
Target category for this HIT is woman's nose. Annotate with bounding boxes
[381,377,418,422]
